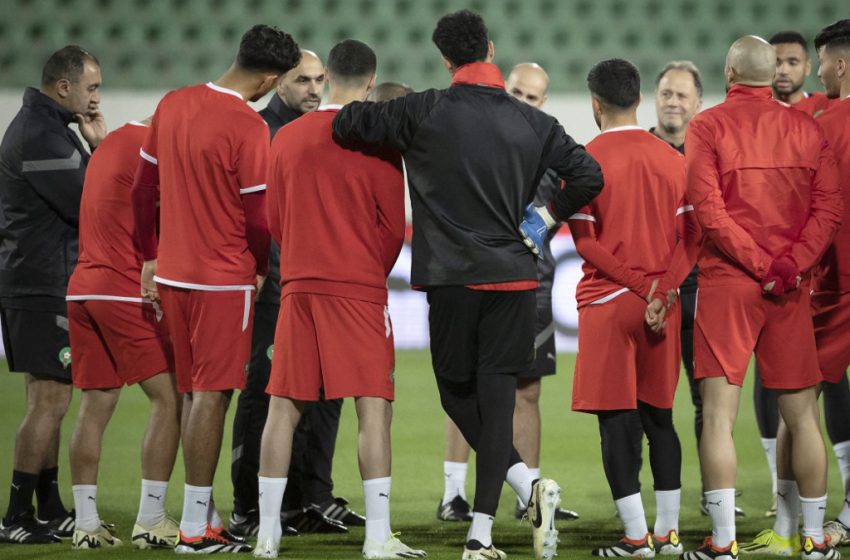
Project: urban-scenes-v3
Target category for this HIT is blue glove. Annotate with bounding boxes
[519,204,553,260]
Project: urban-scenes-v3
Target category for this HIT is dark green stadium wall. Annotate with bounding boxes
[3,0,843,93]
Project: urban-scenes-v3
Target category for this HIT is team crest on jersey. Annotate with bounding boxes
[266,345,274,360]
[58,346,71,369]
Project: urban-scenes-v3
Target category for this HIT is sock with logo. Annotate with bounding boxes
[136,479,168,528]
[256,477,286,545]
[772,479,800,539]
[704,488,736,548]
[443,461,468,504]
[468,512,494,548]
[800,495,827,543]
[72,485,100,532]
[36,467,67,520]
[615,493,648,541]
[4,470,37,522]
[180,485,211,538]
[364,477,392,544]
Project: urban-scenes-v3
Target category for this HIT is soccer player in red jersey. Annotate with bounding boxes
[132,25,300,554]
[770,31,835,117]
[682,36,841,560]
[813,20,850,548]
[568,59,698,558]
[66,118,180,550]
[254,40,425,560]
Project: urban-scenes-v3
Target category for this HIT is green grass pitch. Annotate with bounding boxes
[0,352,844,559]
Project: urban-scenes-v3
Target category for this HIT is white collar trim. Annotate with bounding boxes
[601,125,644,134]
[128,120,148,127]
[317,104,343,111]
[206,82,243,100]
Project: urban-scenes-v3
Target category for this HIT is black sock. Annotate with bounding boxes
[638,401,682,491]
[36,467,67,520]
[4,470,38,522]
[598,410,643,500]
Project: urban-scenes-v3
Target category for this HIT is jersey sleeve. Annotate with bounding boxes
[658,196,701,294]
[332,90,439,152]
[372,151,406,276]
[685,116,773,280]
[236,116,270,195]
[540,124,604,221]
[139,105,160,167]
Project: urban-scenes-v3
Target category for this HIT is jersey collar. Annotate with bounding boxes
[601,125,643,134]
[451,62,505,89]
[206,82,243,100]
[726,84,773,101]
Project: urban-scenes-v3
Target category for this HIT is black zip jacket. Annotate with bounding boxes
[256,94,303,305]
[0,88,90,299]
[332,64,603,287]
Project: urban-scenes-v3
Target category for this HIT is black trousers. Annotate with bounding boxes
[231,302,343,515]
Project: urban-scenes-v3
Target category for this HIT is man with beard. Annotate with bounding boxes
[770,31,834,116]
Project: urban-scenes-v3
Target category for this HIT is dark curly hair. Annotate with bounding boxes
[432,10,489,67]
[814,19,850,52]
[236,24,301,74]
[587,58,641,109]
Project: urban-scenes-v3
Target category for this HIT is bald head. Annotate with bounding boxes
[725,35,776,87]
[368,82,413,102]
[506,62,549,108]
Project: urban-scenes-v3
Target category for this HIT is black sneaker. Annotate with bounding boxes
[37,508,75,538]
[592,533,654,557]
[437,495,473,522]
[683,537,738,560]
[315,496,365,527]
[174,526,253,554]
[286,505,347,533]
[228,511,298,538]
[0,512,62,544]
[515,503,580,521]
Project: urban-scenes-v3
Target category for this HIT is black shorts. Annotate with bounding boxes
[0,297,72,382]
[427,287,535,382]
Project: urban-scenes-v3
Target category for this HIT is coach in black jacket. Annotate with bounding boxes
[0,46,106,544]
[333,11,602,558]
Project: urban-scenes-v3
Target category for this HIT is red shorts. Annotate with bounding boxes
[159,285,254,393]
[694,283,821,389]
[266,293,395,401]
[572,291,681,412]
[812,291,850,384]
[68,298,173,390]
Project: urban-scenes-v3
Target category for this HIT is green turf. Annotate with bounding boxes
[0,352,845,559]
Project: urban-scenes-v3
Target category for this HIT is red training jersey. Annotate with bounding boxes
[790,91,835,117]
[267,105,405,305]
[141,83,270,289]
[814,96,850,294]
[68,121,149,301]
[569,127,693,308]
[685,85,841,287]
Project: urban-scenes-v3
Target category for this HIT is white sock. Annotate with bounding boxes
[761,438,778,495]
[364,477,392,545]
[256,477,286,544]
[207,496,223,530]
[654,489,680,535]
[615,493,648,541]
[137,479,168,528]
[833,441,850,492]
[468,512,494,547]
[704,488,736,547]
[800,495,827,542]
[72,485,101,532]
[180,484,212,538]
[772,479,800,538]
[516,468,542,508]
[506,462,533,509]
[838,488,850,528]
[443,461,468,503]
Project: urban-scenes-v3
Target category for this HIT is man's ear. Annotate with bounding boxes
[442,55,454,74]
[55,79,71,99]
[486,40,495,62]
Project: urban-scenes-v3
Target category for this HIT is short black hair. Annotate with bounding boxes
[432,10,489,67]
[41,45,99,86]
[769,31,808,54]
[369,82,414,102]
[327,39,377,85]
[655,60,703,98]
[236,24,301,74]
[587,58,640,109]
[815,20,850,53]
